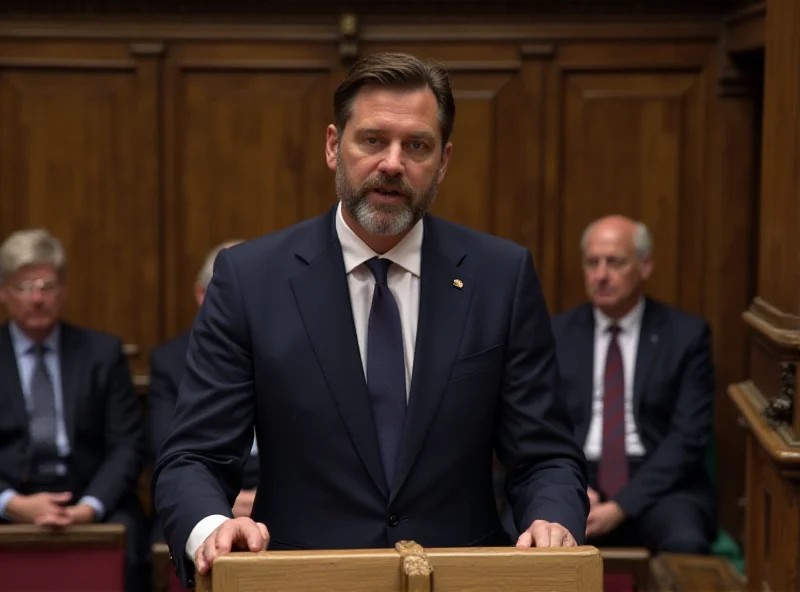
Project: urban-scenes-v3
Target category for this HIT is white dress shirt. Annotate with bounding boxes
[185,202,423,561]
[583,298,646,461]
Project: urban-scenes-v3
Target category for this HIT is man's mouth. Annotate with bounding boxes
[372,187,406,197]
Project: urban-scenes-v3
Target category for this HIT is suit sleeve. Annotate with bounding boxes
[82,341,145,513]
[613,322,714,519]
[151,249,256,586]
[495,249,590,543]
[148,351,178,461]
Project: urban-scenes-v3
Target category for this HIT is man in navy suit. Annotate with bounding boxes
[551,215,716,554]
[148,239,259,539]
[153,52,589,587]
[0,229,147,591]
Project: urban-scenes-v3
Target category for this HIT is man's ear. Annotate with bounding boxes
[325,125,339,172]
[194,284,206,307]
[640,255,654,281]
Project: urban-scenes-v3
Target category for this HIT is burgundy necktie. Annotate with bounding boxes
[598,324,629,499]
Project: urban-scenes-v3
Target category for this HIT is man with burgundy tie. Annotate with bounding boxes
[0,228,148,591]
[153,52,588,588]
[551,215,716,554]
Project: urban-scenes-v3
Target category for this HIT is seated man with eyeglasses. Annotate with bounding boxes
[0,228,148,592]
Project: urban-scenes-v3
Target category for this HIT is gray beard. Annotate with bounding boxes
[335,157,439,236]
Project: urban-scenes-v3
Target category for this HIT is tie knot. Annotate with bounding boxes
[365,257,392,285]
[30,343,47,358]
[608,324,621,336]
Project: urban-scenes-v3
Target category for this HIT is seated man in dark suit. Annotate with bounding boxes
[149,239,259,532]
[0,229,148,592]
[551,215,716,554]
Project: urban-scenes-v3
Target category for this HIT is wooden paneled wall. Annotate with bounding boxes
[0,8,759,543]
[727,0,800,589]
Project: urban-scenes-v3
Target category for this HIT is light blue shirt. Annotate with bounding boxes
[0,322,105,520]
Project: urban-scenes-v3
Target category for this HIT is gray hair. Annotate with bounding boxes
[580,219,653,261]
[196,239,244,289]
[0,229,67,284]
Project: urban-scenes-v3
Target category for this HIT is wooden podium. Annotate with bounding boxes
[194,543,602,592]
[731,376,800,592]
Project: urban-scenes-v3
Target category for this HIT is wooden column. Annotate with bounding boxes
[732,0,800,590]
[756,0,800,316]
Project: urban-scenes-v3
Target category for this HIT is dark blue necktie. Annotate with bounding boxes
[365,257,407,486]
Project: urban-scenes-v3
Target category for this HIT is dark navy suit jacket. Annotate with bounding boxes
[551,299,715,524]
[153,207,589,586]
[148,332,259,490]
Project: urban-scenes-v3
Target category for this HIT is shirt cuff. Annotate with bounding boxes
[78,496,105,521]
[0,489,19,520]
[186,515,230,562]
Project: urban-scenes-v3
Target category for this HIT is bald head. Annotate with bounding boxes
[580,216,652,262]
[194,239,244,307]
[580,216,653,319]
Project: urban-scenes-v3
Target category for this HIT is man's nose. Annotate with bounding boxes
[377,143,404,176]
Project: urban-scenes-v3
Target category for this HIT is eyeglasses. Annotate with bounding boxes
[8,279,61,296]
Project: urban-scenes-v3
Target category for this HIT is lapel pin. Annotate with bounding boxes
[453,279,463,289]
[650,334,659,343]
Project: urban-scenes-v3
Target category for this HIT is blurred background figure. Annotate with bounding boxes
[148,239,259,544]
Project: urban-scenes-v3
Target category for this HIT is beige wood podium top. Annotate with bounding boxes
[197,544,603,592]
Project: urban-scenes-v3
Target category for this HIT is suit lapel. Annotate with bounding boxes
[633,299,663,419]
[391,217,473,501]
[290,210,388,498]
[574,306,595,444]
[0,323,28,430]
[58,324,82,447]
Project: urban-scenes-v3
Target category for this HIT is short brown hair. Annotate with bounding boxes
[333,52,456,147]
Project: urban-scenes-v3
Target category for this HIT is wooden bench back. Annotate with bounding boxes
[0,524,126,592]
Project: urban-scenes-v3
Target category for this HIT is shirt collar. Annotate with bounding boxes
[593,297,645,335]
[335,201,423,276]
[9,321,61,356]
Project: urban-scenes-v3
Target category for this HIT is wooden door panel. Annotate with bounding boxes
[163,42,339,335]
[558,72,704,313]
[0,41,160,370]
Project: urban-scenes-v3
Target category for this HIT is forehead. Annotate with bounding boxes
[348,86,439,136]
[584,226,635,256]
[9,264,59,281]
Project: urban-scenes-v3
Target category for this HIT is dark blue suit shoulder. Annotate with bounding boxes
[661,305,708,330]
[150,332,191,367]
[59,323,126,361]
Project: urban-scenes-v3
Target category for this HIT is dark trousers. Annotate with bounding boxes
[586,459,715,555]
[9,475,151,592]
